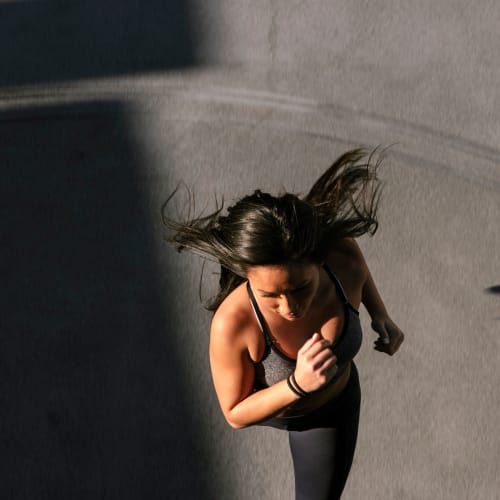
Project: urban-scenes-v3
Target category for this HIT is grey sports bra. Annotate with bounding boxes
[247,264,362,390]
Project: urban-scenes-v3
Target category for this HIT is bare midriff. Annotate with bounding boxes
[276,363,352,417]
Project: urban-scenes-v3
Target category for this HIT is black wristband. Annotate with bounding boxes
[287,375,305,397]
[291,373,310,396]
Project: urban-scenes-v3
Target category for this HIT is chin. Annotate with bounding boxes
[285,313,302,321]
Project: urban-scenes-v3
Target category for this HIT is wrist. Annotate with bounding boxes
[287,373,309,398]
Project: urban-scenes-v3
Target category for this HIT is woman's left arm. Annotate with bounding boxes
[362,265,405,355]
[348,239,405,356]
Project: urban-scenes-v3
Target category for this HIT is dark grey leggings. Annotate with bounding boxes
[259,364,361,499]
[289,365,360,499]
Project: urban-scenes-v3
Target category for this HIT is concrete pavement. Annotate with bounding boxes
[1,1,499,499]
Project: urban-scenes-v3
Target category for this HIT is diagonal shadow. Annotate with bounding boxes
[0,0,197,87]
[0,101,212,499]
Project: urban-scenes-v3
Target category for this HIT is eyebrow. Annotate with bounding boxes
[256,280,310,295]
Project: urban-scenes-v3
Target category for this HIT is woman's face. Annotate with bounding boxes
[247,261,321,321]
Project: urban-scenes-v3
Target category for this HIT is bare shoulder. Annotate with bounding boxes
[325,238,369,304]
[328,238,367,269]
[210,283,254,352]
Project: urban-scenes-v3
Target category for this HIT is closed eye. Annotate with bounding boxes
[260,282,310,299]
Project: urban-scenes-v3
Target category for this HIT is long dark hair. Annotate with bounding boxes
[162,148,382,310]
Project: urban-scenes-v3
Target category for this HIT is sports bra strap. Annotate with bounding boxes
[322,264,349,304]
[246,282,273,346]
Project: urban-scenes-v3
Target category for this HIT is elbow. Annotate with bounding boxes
[228,420,247,430]
[224,409,251,430]
[225,415,249,430]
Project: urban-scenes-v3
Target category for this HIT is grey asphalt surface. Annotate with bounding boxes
[1,1,499,499]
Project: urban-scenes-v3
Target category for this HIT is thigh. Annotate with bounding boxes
[288,366,361,500]
[288,416,359,500]
[289,427,338,500]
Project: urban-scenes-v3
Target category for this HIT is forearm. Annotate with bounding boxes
[225,379,299,429]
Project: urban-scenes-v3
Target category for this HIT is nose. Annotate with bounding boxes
[279,294,299,316]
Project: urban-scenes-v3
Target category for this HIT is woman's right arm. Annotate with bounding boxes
[209,312,336,429]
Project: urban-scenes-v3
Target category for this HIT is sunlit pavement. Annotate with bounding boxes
[1,2,499,499]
